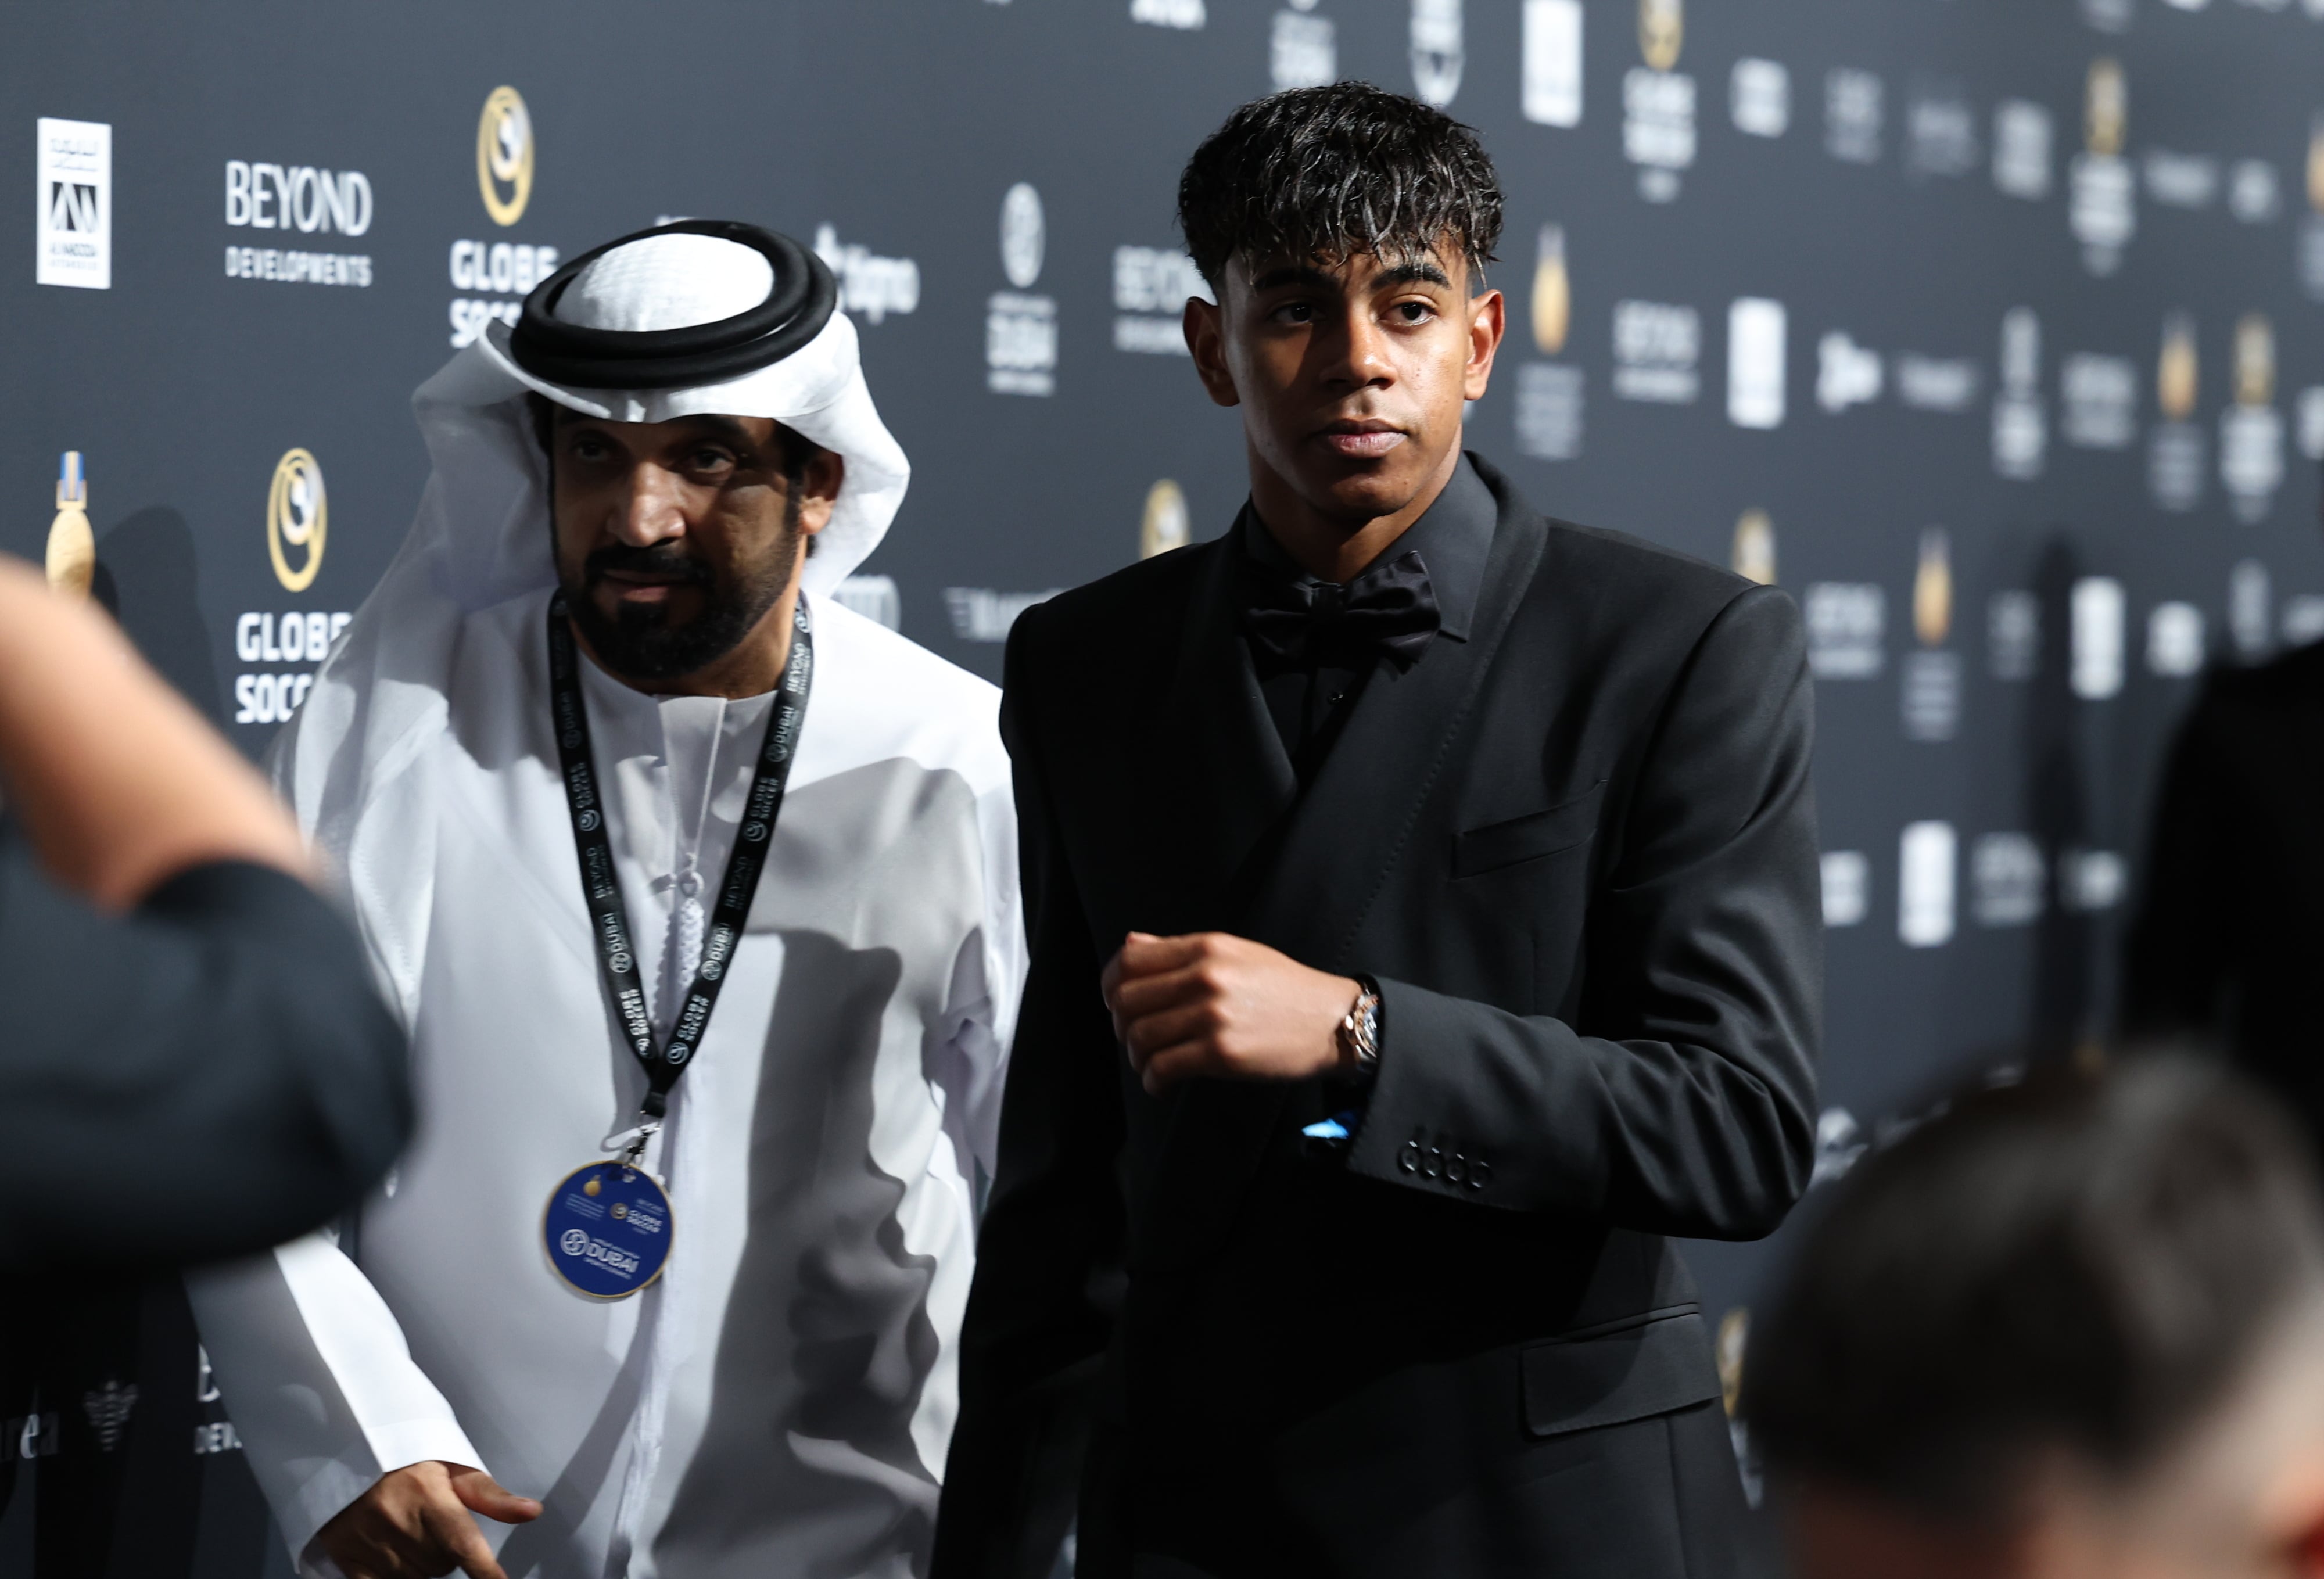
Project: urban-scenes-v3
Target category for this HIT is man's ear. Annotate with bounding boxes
[1463,286,1507,404]
[1184,295,1240,410]
[796,450,845,537]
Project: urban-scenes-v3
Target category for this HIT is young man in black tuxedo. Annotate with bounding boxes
[935,85,1822,1579]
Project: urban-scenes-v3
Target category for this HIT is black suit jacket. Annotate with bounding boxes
[2125,640,2324,1129]
[937,457,1821,1579]
[0,822,409,1273]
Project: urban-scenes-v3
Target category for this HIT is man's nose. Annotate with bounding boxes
[1318,307,1396,391]
[610,464,688,547]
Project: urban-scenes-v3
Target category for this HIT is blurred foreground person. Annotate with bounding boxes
[939,85,1819,1579]
[189,222,1021,1579]
[0,553,404,1271]
[1745,1058,2324,1579]
[2125,652,2324,1140]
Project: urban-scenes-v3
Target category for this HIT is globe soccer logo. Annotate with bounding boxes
[267,448,327,593]
[477,85,533,227]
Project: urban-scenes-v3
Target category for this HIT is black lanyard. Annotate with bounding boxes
[547,593,813,1133]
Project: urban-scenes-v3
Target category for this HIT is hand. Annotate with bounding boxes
[315,1460,540,1579]
[1102,931,1361,1094]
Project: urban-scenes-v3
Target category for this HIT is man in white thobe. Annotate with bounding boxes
[188,221,1023,1579]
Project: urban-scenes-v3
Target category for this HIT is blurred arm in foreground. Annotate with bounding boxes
[0,555,407,1272]
[1744,1054,2324,1579]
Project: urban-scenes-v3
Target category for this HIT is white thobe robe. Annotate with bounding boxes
[187,587,1021,1579]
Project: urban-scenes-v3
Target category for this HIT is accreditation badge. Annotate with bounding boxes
[541,1162,673,1298]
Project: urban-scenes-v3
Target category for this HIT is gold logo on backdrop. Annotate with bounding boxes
[1731,509,1776,586]
[1141,479,1191,561]
[2308,114,2324,214]
[2085,59,2125,159]
[1638,0,1683,72]
[45,450,93,598]
[1716,1307,1748,1419]
[2234,314,2273,407]
[477,85,534,228]
[267,448,328,593]
[2158,313,2199,422]
[1914,527,1952,648]
[1530,225,1569,357]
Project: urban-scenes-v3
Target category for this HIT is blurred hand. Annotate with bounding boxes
[1102,931,1360,1094]
[315,1460,540,1579]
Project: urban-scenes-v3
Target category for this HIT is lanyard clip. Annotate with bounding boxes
[619,1118,661,1172]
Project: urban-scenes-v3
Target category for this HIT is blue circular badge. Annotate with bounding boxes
[541,1162,674,1299]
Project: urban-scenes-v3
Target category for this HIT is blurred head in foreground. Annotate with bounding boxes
[1744,1058,2324,1579]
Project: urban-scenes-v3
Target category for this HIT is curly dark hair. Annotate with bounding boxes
[1177,82,1503,292]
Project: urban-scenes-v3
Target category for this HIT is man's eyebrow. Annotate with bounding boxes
[675,414,757,448]
[1250,263,1334,292]
[1375,259,1452,289]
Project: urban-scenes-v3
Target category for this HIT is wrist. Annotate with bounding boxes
[1335,975,1381,1073]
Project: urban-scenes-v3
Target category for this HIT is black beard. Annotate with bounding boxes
[561,505,800,684]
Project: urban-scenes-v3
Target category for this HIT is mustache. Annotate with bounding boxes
[583,543,714,584]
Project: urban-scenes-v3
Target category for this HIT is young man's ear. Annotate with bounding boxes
[1183,295,1239,409]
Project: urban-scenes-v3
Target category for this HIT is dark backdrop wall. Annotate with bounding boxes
[6,0,2322,1571]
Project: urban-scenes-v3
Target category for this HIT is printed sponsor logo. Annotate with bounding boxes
[1993,308,2047,479]
[1113,245,1208,354]
[2060,849,2126,913]
[1727,298,1787,429]
[1515,364,1586,460]
[1903,529,1959,742]
[1411,0,1464,108]
[1898,821,1956,948]
[1972,834,2047,928]
[1992,101,2053,199]
[813,224,920,325]
[477,85,533,226]
[1988,590,2041,681]
[83,1380,138,1453]
[1824,69,1884,165]
[1820,851,1868,927]
[224,160,374,287]
[2221,314,2283,521]
[945,587,1059,643]
[1523,0,1584,127]
[1806,583,1885,680]
[1907,86,1979,178]
[1142,480,1192,559]
[1273,1,1336,92]
[2226,159,2278,223]
[1731,509,1776,586]
[37,117,109,289]
[1817,332,1882,414]
[1612,300,1699,403]
[2150,313,2205,510]
[267,448,327,592]
[2148,601,2206,676]
[2143,150,2218,210]
[2070,60,2135,275]
[1132,0,1205,26]
[2231,559,2273,658]
[46,450,92,598]
[1895,354,1980,414]
[2061,353,2137,448]
[2071,576,2125,699]
[1730,58,1788,138]
[989,184,1056,396]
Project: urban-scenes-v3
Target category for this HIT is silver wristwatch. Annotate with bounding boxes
[1339,979,1382,1070]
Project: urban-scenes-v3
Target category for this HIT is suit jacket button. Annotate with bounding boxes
[1397,1141,1420,1174]
[1422,1147,1441,1180]
[1469,1158,1491,1191]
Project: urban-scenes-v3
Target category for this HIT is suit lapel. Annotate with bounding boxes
[1141,521,1299,935]
[1138,483,1548,1272]
[1246,489,1547,968]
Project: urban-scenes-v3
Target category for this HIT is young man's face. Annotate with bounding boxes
[543,409,840,683]
[1187,241,1504,526]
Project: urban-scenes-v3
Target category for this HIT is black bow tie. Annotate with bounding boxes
[1242,548,1441,672]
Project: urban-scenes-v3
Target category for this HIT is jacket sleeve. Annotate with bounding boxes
[2121,686,2234,1040]
[1344,584,1823,1240]
[933,607,1125,1579]
[0,827,410,1273]
[185,1236,487,1570]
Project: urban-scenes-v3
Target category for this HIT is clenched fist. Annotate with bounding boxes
[1102,931,1364,1094]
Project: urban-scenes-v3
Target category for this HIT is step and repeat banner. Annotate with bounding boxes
[7,0,2324,1569]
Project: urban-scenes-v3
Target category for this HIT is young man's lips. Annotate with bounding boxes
[1319,427,1406,458]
